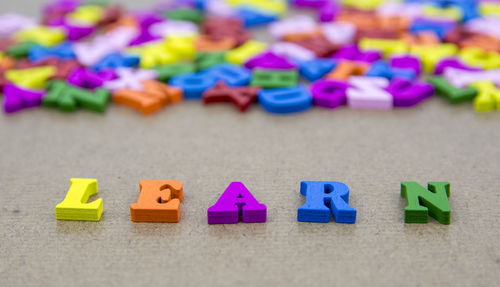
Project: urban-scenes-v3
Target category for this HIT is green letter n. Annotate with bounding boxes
[401,182,451,224]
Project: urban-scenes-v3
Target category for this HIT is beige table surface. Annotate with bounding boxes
[1,1,500,286]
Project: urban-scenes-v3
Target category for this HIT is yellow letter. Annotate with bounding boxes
[55,178,103,221]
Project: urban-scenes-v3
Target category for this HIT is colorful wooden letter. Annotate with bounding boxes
[43,80,110,112]
[5,66,56,89]
[401,181,451,224]
[470,81,500,112]
[207,182,267,224]
[310,79,348,109]
[130,180,183,222]
[298,181,356,223]
[55,178,103,221]
[113,80,182,115]
[347,76,392,109]
[386,77,434,107]
[2,83,45,113]
[250,69,298,89]
[202,81,259,112]
[258,84,312,114]
[427,76,477,104]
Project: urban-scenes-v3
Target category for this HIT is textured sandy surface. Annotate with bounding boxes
[1,1,500,286]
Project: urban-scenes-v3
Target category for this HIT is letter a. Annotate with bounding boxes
[298,181,356,223]
[207,182,267,224]
[401,181,451,224]
[130,180,183,222]
[55,178,103,221]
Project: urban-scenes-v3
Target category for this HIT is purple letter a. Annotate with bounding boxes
[207,182,267,224]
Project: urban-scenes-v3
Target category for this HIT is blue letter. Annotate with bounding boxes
[298,181,356,223]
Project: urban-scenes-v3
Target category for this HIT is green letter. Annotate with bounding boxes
[401,181,451,224]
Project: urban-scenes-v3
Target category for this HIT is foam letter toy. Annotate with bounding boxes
[150,20,198,38]
[196,52,226,71]
[326,60,369,80]
[169,72,218,99]
[423,5,462,21]
[321,22,355,45]
[194,35,235,52]
[15,26,66,47]
[61,21,96,41]
[365,61,416,80]
[67,5,104,25]
[434,57,480,75]
[225,40,267,65]
[128,42,178,69]
[154,62,195,82]
[410,18,456,39]
[167,37,195,55]
[310,79,348,109]
[204,0,234,18]
[103,68,157,91]
[113,80,182,115]
[250,69,298,89]
[269,15,316,39]
[130,180,183,222]
[386,77,434,107]
[270,41,315,61]
[390,55,421,77]
[470,81,500,112]
[359,38,408,58]
[92,52,140,71]
[245,52,297,70]
[202,81,259,112]
[43,80,110,112]
[164,8,204,24]
[318,1,339,22]
[2,83,45,113]
[298,181,356,223]
[67,67,117,90]
[410,44,458,73]
[5,66,56,89]
[299,58,336,82]
[5,41,37,59]
[401,181,451,224]
[203,63,252,86]
[443,68,500,88]
[28,41,75,62]
[55,178,103,221]
[242,0,286,15]
[0,13,36,38]
[427,76,477,104]
[465,16,500,39]
[332,45,382,63]
[258,84,312,114]
[73,27,137,66]
[237,7,277,28]
[459,47,500,70]
[207,182,266,224]
[347,76,392,109]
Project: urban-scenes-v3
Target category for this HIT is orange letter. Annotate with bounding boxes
[130,180,183,222]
